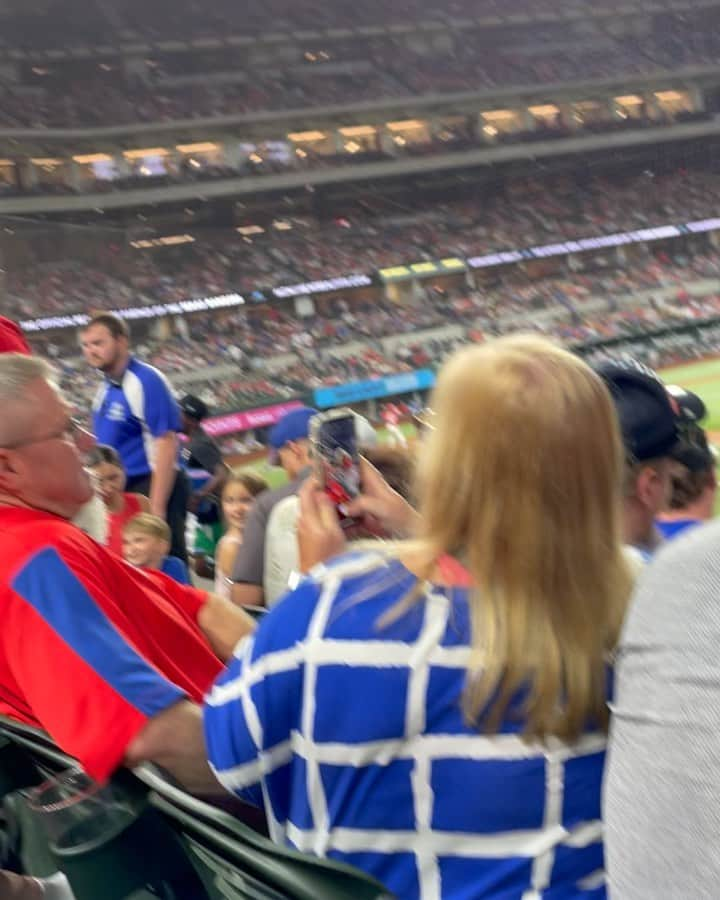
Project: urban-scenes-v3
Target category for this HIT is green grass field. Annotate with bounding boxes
[234,360,720,490]
[659,358,720,434]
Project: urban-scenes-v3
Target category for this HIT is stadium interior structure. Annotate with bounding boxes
[2,1,720,897]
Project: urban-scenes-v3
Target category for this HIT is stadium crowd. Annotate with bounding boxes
[4,0,720,896]
[28,242,720,422]
[1,7,719,128]
[7,166,720,323]
[1,306,719,897]
[0,0,707,49]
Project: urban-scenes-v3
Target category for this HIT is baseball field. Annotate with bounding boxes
[234,357,720,492]
[659,357,720,437]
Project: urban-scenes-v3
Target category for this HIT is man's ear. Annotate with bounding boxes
[0,449,24,490]
[635,462,667,512]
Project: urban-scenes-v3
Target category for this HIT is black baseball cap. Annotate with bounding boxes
[596,358,679,462]
[180,394,209,421]
[666,384,707,424]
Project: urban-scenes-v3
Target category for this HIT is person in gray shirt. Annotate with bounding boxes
[230,407,316,607]
[604,520,720,898]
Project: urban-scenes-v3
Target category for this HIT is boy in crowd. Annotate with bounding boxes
[123,513,192,585]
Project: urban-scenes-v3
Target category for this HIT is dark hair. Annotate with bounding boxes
[669,464,715,510]
[363,446,415,500]
[224,469,269,499]
[84,314,130,341]
[87,444,124,469]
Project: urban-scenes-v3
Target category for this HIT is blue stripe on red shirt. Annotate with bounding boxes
[12,547,184,718]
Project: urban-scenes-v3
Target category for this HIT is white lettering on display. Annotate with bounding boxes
[466,251,525,268]
[272,275,373,299]
[20,313,91,332]
[686,218,720,233]
[17,215,720,334]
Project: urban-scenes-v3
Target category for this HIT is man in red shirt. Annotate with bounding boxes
[0,352,254,789]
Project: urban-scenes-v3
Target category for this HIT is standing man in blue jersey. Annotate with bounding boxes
[81,314,189,563]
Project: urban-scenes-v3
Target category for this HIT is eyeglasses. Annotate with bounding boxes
[2,418,87,451]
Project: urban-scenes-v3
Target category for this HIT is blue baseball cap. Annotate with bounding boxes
[268,407,318,466]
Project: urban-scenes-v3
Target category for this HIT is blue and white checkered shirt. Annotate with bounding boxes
[204,550,608,899]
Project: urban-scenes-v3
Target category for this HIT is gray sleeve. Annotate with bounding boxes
[605,521,720,899]
[230,495,271,585]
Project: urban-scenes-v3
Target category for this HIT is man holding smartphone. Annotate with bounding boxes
[230,407,317,608]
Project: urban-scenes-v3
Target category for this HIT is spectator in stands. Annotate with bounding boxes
[214,471,269,601]
[204,335,634,899]
[262,411,380,606]
[180,394,228,516]
[0,353,254,787]
[597,358,679,557]
[179,394,228,578]
[81,314,189,563]
[656,424,716,540]
[230,406,317,607]
[87,444,150,556]
[123,513,192,585]
[0,317,110,546]
[604,517,720,897]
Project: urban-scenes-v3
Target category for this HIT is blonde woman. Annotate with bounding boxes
[203,335,634,900]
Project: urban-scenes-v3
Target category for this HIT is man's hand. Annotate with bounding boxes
[125,700,222,795]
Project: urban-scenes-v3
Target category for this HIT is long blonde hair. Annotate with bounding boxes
[414,334,632,741]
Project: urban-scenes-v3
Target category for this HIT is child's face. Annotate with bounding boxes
[222,482,254,530]
[123,531,168,569]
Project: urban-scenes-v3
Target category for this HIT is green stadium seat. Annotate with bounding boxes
[0,717,394,900]
[137,765,393,900]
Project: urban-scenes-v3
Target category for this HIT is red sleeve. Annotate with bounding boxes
[5,544,187,782]
[141,568,208,622]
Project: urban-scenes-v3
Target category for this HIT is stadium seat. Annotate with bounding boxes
[137,765,392,900]
[0,717,393,900]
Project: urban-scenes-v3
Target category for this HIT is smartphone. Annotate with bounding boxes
[310,409,361,520]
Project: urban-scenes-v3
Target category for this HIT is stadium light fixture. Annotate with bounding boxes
[288,130,327,142]
[386,119,425,131]
[339,125,377,137]
[176,142,219,153]
[529,104,559,117]
[72,153,113,164]
[482,109,516,121]
[123,147,170,159]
